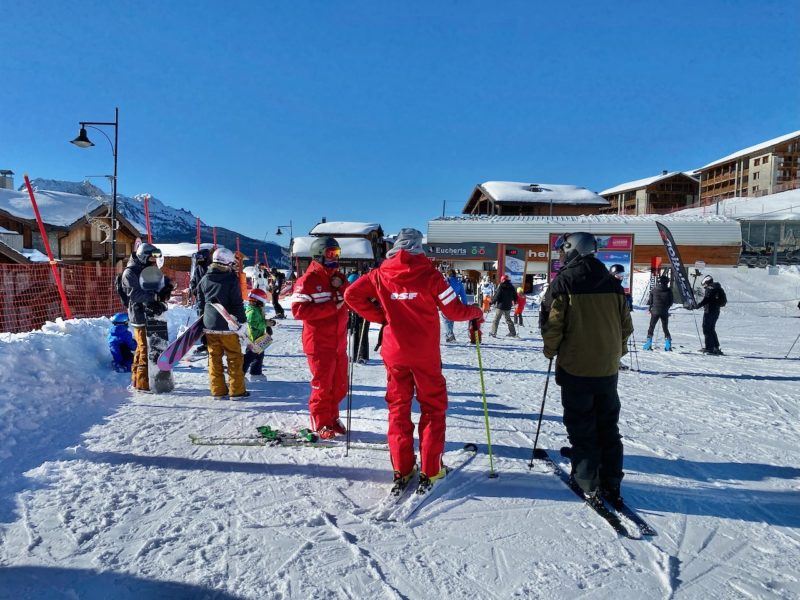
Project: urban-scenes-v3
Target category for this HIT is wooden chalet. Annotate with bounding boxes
[463,181,609,217]
[599,171,699,215]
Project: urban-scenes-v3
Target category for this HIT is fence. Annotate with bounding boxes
[0,264,191,334]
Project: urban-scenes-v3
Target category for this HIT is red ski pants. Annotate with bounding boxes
[385,361,448,478]
[306,350,348,430]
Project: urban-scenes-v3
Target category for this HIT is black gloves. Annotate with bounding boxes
[158,283,174,302]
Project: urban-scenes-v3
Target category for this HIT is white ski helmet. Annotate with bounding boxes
[213,247,236,266]
[135,243,162,264]
[701,275,714,287]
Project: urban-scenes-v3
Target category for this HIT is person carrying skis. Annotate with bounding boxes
[442,269,468,343]
[197,247,249,398]
[108,312,137,372]
[489,274,519,337]
[643,275,674,351]
[691,274,727,355]
[542,232,633,508]
[344,228,483,492]
[242,288,273,380]
[513,287,526,327]
[291,237,350,438]
[270,267,287,319]
[121,243,171,391]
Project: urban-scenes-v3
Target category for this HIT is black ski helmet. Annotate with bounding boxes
[310,236,340,265]
[609,264,625,276]
[558,232,597,265]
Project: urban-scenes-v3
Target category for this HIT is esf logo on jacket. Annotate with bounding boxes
[390,292,418,300]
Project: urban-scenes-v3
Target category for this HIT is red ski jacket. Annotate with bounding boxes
[291,260,349,354]
[515,293,526,315]
[344,251,482,366]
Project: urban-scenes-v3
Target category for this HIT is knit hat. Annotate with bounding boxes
[387,228,425,258]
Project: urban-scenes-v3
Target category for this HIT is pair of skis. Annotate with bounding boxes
[189,425,389,451]
[532,447,656,539]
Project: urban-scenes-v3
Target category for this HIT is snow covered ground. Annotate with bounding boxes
[1,266,799,599]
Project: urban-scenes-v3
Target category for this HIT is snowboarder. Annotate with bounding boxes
[242,288,273,380]
[691,274,727,355]
[290,237,350,438]
[270,267,287,319]
[197,247,249,398]
[108,312,137,372]
[542,232,633,507]
[121,243,171,391]
[189,248,212,354]
[442,269,468,342]
[644,275,674,351]
[344,228,483,491]
[490,274,518,337]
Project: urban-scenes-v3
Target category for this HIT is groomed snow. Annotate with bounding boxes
[1,267,799,599]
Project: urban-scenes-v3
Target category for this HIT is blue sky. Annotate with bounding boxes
[3,1,799,242]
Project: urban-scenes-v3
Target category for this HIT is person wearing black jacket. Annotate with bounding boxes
[189,248,211,353]
[644,276,674,351]
[198,247,249,398]
[693,275,726,355]
[270,268,287,318]
[490,274,518,337]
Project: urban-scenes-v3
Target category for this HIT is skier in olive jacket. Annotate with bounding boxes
[542,232,633,507]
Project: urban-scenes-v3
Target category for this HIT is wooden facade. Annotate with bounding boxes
[463,187,606,216]
[697,133,800,205]
[600,173,699,215]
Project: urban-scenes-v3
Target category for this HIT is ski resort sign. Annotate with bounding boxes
[424,242,497,260]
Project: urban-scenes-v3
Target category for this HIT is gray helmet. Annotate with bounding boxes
[558,232,597,264]
[310,236,340,265]
[702,275,714,287]
[135,243,162,264]
[609,264,625,276]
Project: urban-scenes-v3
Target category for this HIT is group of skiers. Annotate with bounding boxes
[108,229,729,504]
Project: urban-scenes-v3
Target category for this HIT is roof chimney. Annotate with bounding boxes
[0,170,14,190]
[662,170,668,176]
[321,216,326,223]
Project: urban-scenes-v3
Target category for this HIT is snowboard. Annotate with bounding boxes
[140,265,175,393]
[210,302,273,353]
[157,316,205,371]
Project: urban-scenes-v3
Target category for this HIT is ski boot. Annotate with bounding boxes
[332,418,347,435]
[445,334,456,343]
[643,337,653,351]
[390,466,417,496]
[664,338,672,352]
[601,485,624,510]
[416,467,448,495]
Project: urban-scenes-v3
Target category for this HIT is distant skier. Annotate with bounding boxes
[644,275,674,351]
[480,278,495,309]
[291,237,350,438]
[108,312,137,372]
[691,274,727,355]
[542,232,633,508]
[197,248,249,398]
[608,264,633,310]
[344,228,483,492]
[121,243,171,391]
[442,269,468,343]
[270,267,287,319]
[513,287,526,327]
[489,274,518,338]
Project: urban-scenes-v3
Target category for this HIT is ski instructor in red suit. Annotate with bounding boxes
[344,228,483,490]
[291,237,350,439]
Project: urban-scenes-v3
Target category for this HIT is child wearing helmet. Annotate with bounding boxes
[242,288,274,379]
[513,286,526,326]
[108,312,137,372]
[197,247,249,398]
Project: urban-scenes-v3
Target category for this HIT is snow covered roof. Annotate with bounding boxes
[19,248,50,262]
[0,226,19,234]
[309,222,383,236]
[0,187,99,228]
[476,181,608,206]
[291,236,374,260]
[600,172,697,196]
[155,242,216,258]
[428,214,741,246]
[671,188,800,221]
[699,130,800,170]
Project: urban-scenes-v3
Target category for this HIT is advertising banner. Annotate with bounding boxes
[655,221,697,309]
[548,233,635,293]
[504,246,526,286]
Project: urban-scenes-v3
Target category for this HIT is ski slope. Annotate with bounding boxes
[1,267,799,599]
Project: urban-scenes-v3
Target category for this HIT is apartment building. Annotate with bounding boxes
[599,171,699,215]
[696,130,800,205]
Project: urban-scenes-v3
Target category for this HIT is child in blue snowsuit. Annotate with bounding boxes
[108,312,137,372]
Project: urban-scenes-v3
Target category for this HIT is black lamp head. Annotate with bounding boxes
[70,127,94,148]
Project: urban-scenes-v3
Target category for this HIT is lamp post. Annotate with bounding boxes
[275,220,293,275]
[71,107,119,270]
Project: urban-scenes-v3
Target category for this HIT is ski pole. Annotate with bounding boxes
[528,357,553,467]
[345,313,355,456]
[472,319,497,478]
[786,331,800,359]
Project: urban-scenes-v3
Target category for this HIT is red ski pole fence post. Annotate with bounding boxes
[22,174,73,320]
[196,217,201,250]
[144,194,153,243]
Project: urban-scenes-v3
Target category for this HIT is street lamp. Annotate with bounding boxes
[71,107,119,270]
[275,221,294,274]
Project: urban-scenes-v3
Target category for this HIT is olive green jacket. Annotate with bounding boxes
[542,255,633,377]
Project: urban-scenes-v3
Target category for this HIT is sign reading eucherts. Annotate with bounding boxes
[424,242,498,260]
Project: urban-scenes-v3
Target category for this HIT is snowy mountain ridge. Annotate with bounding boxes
[23,178,289,267]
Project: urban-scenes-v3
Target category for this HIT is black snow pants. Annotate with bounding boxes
[702,310,720,350]
[646,314,671,339]
[557,368,624,494]
[350,313,369,363]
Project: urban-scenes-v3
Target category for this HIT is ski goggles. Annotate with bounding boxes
[323,247,341,261]
[554,234,571,251]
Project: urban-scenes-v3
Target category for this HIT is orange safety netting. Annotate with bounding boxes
[0,264,191,334]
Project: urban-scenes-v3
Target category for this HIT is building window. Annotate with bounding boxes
[753,171,760,180]
[763,156,769,163]
[752,185,759,193]
[754,158,760,166]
